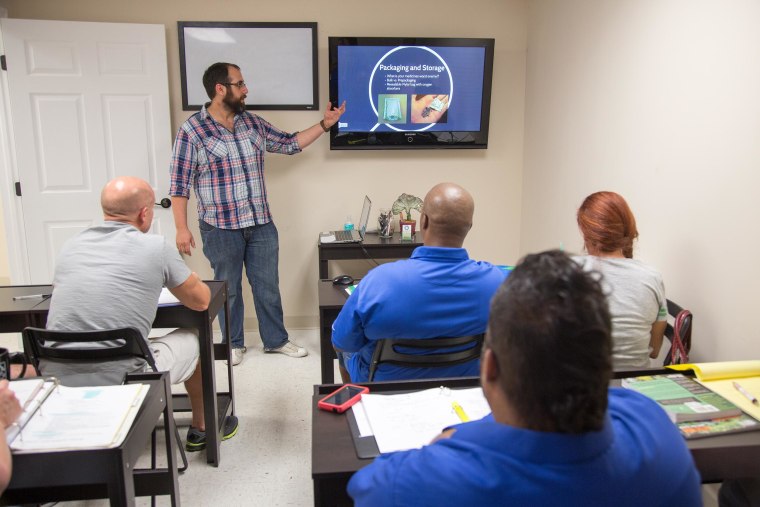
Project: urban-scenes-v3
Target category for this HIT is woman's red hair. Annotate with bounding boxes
[577,191,638,258]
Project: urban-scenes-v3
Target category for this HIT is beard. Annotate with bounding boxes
[223,93,246,114]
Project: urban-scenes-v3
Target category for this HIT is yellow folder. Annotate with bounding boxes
[667,360,760,381]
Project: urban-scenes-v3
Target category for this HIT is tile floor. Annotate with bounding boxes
[0,329,722,506]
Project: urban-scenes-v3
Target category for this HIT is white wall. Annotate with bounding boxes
[0,0,526,329]
[2,0,754,361]
[523,0,760,361]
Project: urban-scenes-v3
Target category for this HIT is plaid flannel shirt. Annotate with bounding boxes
[169,105,301,229]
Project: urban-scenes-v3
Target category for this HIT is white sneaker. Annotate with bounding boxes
[266,341,308,358]
[230,347,246,366]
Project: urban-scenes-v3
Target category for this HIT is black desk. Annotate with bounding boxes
[311,376,760,507]
[318,280,351,384]
[1,371,179,506]
[0,281,234,467]
[317,231,422,279]
[0,284,52,331]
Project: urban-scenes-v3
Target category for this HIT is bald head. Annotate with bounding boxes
[420,183,474,247]
[101,176,154,231]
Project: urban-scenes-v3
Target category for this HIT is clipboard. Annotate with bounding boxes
[343,387,490,456]
[346,408,380,459]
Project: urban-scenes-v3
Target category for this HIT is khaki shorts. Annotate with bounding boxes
[149,328,200,384]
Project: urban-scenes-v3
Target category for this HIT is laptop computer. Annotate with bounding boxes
[330,195,372,244]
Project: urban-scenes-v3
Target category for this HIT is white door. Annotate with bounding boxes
[0,19,173,283]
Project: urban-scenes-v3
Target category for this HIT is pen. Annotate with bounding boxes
[733,381,759,405]
[12,294,50,301]
[452,401,470,423]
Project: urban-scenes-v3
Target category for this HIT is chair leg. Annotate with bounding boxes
[151,429,157,468]
[150,428,157,506]
[175,419,188,473]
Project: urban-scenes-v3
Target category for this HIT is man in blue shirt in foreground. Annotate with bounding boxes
[331,182,506,382]
[348,250,702,507]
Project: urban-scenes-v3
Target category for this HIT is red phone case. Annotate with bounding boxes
[317,384,369,413]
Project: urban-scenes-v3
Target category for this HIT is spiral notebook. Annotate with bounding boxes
[7,378,148,451]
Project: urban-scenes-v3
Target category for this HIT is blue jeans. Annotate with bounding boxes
[199,220,288,350]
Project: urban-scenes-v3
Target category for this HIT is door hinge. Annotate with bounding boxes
[14,181,21,196]
[1,55,6,71]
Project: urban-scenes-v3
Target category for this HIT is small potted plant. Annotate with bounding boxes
[391,193,424,236]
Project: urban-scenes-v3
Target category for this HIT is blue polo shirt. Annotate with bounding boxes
[348,388,702,507]
[331,246,506,382]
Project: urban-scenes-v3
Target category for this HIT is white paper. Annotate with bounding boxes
[147,328,179,339]
[9,379,47,410]
[7,379,56,444]
[158,288,181,307]
[360,387,490,454]
[351,400,373,437]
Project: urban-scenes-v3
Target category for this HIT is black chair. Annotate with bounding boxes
[367,334,484,382]
[22,326,189,475]
[662,299,693,366]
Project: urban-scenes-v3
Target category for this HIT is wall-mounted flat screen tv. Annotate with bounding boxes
[328,37,495,150]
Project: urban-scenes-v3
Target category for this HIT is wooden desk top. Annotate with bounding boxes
[318,231,423,250]
[0,285,53,314]
[0,281,225,315]
[318,279,352,309]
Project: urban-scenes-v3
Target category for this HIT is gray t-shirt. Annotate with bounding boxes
[47,221,191,340]
[574,256,667,369]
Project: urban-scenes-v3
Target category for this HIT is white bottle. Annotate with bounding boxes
[344,216,354,231]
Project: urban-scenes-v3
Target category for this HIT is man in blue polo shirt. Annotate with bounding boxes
[331,182,506,382]
[348,250,702,506]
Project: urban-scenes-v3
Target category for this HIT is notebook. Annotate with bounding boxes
[330,195,372,244]
[7,378,149,450]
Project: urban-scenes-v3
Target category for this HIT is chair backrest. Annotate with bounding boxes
[663,299,693,366]
[22,326,157,373]
[367,334,484,382]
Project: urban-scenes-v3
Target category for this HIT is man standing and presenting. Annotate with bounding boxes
[45,176,237,452]
[348,251,701,506]
[332,182,506,382]
[170,62,346,365]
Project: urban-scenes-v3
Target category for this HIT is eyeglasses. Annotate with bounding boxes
[220,81,246,88]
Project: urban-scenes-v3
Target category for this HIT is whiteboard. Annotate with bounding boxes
[178,22,318,110]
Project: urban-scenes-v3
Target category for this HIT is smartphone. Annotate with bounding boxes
[317,384,369,413]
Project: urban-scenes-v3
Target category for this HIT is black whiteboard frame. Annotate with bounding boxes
[178,21,318,111]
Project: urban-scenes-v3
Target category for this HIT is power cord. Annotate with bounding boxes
[359,243,380,269]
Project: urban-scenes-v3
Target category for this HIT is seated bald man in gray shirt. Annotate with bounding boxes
[45,176,236,452]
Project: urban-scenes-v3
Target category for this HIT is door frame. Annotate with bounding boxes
[0,25,29,285]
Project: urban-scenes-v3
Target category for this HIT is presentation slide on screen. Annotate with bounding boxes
[336,45,486,133]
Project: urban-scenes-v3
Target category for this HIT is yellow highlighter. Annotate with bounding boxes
[452,401,470,423]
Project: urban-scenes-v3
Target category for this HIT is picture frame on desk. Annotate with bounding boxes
[401,223,413,241]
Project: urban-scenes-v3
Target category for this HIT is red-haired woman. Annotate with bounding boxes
[575,191,667,369]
